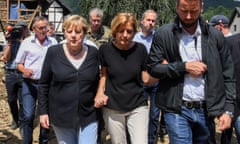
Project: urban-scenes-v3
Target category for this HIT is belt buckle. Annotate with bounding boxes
[186,102,194,109]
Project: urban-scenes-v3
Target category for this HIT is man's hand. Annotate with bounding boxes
[218,113,232,131]
[185,61,207,77]
[0,56,7,63]
[22,68,34,78]
[40,114,50,129]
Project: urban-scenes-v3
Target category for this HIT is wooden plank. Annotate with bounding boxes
[6,0,9,22]
[19,9,36,12]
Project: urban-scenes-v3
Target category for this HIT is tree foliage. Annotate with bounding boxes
[202,5,232,22]
[79,0,176,27]
[78,1,234,28]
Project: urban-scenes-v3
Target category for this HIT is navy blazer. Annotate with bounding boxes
[38,44,99,128]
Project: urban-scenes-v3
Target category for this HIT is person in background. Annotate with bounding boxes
[38,15,99,144]
[46,22,55,37]
[209,14,232,37]
[46,22,63,42]
[133,9,166,144]
[86,7,111,48]
[0,20,28,131]
[94,12,149,144]
[15,16,58,144]
[226,33,240,144]
[86,7,111,144]
[147,0,235,143]
[209,14,234,144]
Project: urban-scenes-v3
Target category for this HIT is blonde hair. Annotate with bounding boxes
[63,15,89,34]
[111,13,137,38]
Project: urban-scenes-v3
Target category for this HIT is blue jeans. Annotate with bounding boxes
[5,70,23,124]
[21,79,49,144]
[143,84,160,144]
[164,106,210,144]
[235,116,240,144]
[207,117,216,144]
[52,122,98,144]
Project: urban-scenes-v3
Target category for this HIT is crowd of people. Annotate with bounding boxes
[0,0,239,144]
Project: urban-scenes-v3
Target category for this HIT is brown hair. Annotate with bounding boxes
[111,13,137,38]
[63,15,89,34]
[176,0,203,7]
[142,9,157,20]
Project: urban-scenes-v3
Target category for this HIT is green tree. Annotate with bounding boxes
[79,0,176,27]
[202,5,232,22]
[71,1,234,28]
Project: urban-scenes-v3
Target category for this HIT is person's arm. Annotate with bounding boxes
[0,42,11,62]
[94,66,108,108]
[17,63,33,78]
[148,28,208,80]
[147,29,187,80]
[15,39,34,78]
[142,71,159,86]
[38,47,54,129]
[218,36,236,131]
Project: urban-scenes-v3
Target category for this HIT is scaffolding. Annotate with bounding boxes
[0,0,40,30]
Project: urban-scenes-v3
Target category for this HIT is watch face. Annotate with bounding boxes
[225,111,233,118]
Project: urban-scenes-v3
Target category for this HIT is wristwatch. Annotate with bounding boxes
[224,111,234,118]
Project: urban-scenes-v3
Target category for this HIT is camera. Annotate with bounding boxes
[7,25,23,41]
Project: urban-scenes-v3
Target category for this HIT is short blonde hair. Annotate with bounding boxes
[63,15,89,34]
[111,13,137,38]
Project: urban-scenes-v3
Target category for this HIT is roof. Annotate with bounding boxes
[39,0,80,14]
[229,7,240,26]
[58,0,72,12]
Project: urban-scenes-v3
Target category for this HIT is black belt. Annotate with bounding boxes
[182,100,206,109]
[5,69,21,74]
[24,78,39,84]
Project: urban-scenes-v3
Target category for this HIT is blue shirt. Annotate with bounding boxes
[133,31,155,53]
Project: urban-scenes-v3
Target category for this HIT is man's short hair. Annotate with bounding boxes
[89,8,103,18]
[141,9,157,20]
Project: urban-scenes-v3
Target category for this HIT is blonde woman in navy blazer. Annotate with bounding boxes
[38,15,99,144]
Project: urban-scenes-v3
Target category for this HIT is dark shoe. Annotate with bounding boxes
[98,129,108,144]
[39,139,48,144]
[9,121,19,130]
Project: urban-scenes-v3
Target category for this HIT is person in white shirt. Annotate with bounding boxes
[15,16,57,144]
